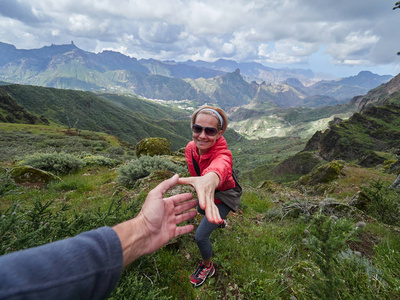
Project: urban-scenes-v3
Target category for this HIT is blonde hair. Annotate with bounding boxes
[191,106,228,133]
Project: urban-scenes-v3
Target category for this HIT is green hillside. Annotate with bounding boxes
[0,84,192,150]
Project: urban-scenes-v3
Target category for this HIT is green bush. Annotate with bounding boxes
[116,155,187,188]
[107,146,125,156]
[361,179,400,225]
[81,154,119,167]
[0,196,138,255]
[19,152,84,175]
[0,170,15,196]
[304,214,358,299]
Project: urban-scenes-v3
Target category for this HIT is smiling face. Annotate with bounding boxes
[193,113,222,155]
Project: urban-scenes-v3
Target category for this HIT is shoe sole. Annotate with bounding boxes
[191,268,215,288]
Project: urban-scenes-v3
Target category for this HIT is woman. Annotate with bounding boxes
[179,106,241,287]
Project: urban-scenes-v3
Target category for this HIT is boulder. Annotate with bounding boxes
[257,180,282,193]
[135,137,172,157]
[9,166,61,184]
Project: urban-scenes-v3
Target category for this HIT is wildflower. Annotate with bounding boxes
[304,229,310,235]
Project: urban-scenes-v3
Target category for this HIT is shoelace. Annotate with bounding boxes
[194,264,210,278]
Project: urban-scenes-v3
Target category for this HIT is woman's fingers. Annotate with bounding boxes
[177,177,195,186]
[178,174,223,223]
[205,201,222,224]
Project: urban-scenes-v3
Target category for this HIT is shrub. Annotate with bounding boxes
[19,152,84,175]
[0,169,15,196]
[116,155,187,188]
[0,195,137,255]
[107,146,125,156]
[361,179,400,225]
[304,214,358,299]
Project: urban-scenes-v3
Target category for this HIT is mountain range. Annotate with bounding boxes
[0,42,393,110]
[1,69,400,186]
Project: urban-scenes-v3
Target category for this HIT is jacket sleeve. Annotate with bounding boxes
[0,227,123,300]
[203,149,233,190]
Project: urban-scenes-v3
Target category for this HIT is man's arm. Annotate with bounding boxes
[0,174,197,299]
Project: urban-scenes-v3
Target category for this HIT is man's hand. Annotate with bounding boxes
[113,174,198,267]
[178,172,222,224]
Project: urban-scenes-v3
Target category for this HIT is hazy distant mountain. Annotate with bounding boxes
[350,72,400,111]
[139,58,224,79]
[183,58,315,83]
[304,71,393,102]
[0,41,393,110]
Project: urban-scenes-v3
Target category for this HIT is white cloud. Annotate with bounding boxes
[222,43,235,55]
[0,0,399,76]
[51,29,60,36]
[326,31,380,65]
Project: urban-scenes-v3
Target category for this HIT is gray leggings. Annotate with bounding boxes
[195,202,231,260]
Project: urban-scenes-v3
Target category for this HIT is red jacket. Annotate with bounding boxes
[184,136,236,194]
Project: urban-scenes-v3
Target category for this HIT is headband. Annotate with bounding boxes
[198,108,224,128]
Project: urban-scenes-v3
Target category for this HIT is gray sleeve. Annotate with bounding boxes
[0,226,123,300]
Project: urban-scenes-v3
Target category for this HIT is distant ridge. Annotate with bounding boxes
[0,83,192,149]
[0,41,394,110]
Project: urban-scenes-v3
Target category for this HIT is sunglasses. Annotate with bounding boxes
[192,124,219,136]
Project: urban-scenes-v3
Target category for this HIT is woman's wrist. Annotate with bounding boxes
[204,171,220,189]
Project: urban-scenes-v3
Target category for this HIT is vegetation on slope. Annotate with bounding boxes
[1,127,399,298]
[0,84,192,150]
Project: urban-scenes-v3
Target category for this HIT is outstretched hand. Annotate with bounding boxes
[113,174,198,267]
[178,172,222,224]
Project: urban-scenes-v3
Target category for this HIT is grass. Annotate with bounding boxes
[2,158,400,299]
[2,121,400,299]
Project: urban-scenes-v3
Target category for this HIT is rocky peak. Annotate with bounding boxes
[350,72,400,111]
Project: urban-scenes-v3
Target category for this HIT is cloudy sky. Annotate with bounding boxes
[0,0,399,78]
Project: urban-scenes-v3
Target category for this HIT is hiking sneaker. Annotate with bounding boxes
[190,261,215,287]
[218,219,227,228]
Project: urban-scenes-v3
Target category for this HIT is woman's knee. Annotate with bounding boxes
[195,232,209,245]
